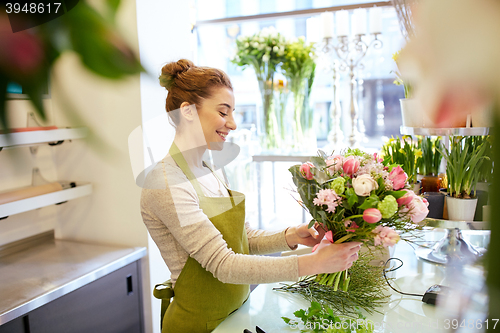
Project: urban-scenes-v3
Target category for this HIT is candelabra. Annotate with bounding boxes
[322,33,383,147]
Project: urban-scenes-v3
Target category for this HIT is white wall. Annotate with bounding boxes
[135,1,192,333]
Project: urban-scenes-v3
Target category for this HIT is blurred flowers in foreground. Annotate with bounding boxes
[398,0,499,127]
[0,1,144,130]
[396,0,500,323]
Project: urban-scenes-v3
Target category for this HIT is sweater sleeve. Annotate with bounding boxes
[141,158,299,285]
[246,222,297,255]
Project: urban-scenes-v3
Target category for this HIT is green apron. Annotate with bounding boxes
[153,144,250,333]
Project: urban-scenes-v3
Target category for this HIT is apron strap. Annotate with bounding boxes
[168,143,205,197]
[153,280,174,330]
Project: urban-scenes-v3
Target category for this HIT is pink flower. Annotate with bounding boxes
[326,155,343,173]
[373,152,383,163]
[325,230,334,243]
[388,166,407,190]
[344,220,359,232]
[372,226,400,247]
[363,208,382,223]
[342,156,360,175]
[401,195,429,223]
[299,162,314,180]
[399,195,429,223]
[313,189,341,213]
[397,189,416,206]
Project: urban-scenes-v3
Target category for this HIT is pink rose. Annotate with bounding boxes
[389,166,408,190]
[342,156,360,175]
[397,189,416,206]
[372,226,400,247]
[400,195,429,223]
[299,162,314,180]
[326,155,343,173]
[363,208,382,223]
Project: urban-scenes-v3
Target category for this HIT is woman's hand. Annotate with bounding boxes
[285,222,326,249]
[297,240,362,276]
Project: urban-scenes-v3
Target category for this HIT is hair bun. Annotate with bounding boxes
[159,59,195,89]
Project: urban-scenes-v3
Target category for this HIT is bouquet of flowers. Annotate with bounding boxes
[289,148,429,291]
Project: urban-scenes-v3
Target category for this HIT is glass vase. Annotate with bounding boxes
[290,78,317,153]
[257,80,281,152]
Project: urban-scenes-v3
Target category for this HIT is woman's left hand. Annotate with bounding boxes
[286,222,326,249]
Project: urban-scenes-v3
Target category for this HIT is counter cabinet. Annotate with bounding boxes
[0,261,143,333]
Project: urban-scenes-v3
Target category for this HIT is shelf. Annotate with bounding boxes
[424,217,489,230]
[400,126,490,136]
[0,183,92,218]
[0,127,88,149]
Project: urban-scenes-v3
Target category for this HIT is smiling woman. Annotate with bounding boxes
[140,59,363,333]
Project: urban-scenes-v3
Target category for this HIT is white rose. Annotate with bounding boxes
[273,46,279,52]
[262,54,270,63]
[352,174,379,197]
[252,42,259,48]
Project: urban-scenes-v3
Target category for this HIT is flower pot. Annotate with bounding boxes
[424,192,445,219]
[421,175,442,193]
[446,196,478,221]
[400,99,422,127]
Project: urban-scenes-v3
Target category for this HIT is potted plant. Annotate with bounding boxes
[417,136,444,192]
[437,136,489,221]
[381,135,420,193]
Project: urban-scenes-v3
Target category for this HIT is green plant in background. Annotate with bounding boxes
[392,50,412,99]
[232,27,287,150]
[472,136,494,183]
[417,136,443,176]
[437,136,489,199]
[0,1,144,131]
[281,37,317,146]
[380,135,420,184]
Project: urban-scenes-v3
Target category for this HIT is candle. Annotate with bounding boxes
[336,10,349,36]
[369,7,383,34]
[306,16,321,43]
[352,8,366,35]
[320,12,334,39]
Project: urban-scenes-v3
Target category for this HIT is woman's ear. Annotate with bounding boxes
[180,102,195,122]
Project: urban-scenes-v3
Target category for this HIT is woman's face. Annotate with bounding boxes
[197,87,236,150]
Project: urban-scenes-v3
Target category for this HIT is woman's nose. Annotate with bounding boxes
[226,115,237,131]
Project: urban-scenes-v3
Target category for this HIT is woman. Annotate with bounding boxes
[141,59,361,333]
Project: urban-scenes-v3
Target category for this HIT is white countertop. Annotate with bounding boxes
[214,229,490,333]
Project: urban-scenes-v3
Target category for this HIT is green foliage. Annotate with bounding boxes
[416,136,443,176]
[0,1,144,130]
[282,301,374,333]
[275,251,390,318]
[437,136,489,198]
[380,136,420,184]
